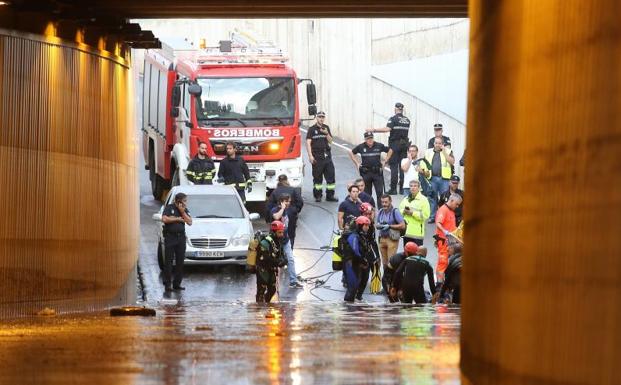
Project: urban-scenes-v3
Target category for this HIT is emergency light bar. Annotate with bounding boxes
[196,30,289,65]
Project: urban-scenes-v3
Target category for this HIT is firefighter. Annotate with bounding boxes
[360,202,381,294]
[161,192,193,292]
[391,244,435,304]
[186,141,215,185]
[256,220,287,303]
[348,132,393,204]
[306,111,338,202]
[382,242,421,302]
[217,141,251,203]
[343,216,374,302]
[367,102,411,195]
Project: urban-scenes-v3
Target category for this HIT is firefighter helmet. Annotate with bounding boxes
[270,220,285,232]
[404,242,419,256]
[355,216,371,226]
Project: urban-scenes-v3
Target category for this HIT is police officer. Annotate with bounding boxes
[161,192,193,292]
[391,245,436,304]
[186,141,215,185]
[256,221,287,303]
[306,111,338,202]
[348,132,392,204]
[427,123,452,149]
[367,102,411,195]
[217,141,251,203]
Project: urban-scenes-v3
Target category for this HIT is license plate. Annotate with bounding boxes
[195,251,225,258]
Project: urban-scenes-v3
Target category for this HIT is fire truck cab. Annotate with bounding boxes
[142,33,317,202]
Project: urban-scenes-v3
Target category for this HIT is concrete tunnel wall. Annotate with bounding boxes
[462,1,621,384]
[0,28,138,318]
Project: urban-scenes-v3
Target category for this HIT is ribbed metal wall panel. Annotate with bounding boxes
[0,30,138,318]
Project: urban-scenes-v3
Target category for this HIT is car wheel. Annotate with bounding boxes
[157,241,165,271]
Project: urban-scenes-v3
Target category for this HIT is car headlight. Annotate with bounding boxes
[231,234,251,247]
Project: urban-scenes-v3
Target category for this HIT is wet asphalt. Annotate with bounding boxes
[0,132,460,385]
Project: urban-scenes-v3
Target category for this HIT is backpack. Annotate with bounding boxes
[391,208,408,237]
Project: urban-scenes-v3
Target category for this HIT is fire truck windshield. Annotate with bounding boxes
[195,77,295,127]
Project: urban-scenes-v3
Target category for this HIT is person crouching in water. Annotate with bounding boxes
[391,244,435,304]
[256,221,287,303]
[343,216,374,302]
[436,241,463,304]
[382,242,421,302]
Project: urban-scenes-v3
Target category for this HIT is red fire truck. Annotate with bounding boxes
[142,32,317,202]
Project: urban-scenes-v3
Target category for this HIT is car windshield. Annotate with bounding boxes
[183,194,244,219]
[195,77,295,126]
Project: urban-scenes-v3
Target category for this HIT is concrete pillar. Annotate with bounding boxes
[462,1,621,384]
[0,29,138,318]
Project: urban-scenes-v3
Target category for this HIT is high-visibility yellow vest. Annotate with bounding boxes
[424,149,452,179]
[399,192,431,240]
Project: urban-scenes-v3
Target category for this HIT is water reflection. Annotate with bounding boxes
[0,302,460,385]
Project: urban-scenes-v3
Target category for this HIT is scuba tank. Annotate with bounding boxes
[331,233,343,271]
[246,230,266,272]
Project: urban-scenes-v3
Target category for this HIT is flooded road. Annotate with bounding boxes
[0,301,460,385]
[0,133,461,384]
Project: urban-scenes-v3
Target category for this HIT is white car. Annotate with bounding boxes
[153,185,260,268]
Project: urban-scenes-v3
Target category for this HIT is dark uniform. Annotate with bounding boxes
[255,232,286,303]
[359,191,376,208]
[352,139,390,204]
[306,123,336,200]
[186,155,215,184]
[386,113,411,193]
[266,184,303,246]
[218,154,251,203]
[381,252,407,302]
[162,204,191,289]
[439,252,462,304]
[393,255,435,304]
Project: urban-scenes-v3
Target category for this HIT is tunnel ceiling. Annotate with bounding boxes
[0,0,467,53]
[3,0,467,18]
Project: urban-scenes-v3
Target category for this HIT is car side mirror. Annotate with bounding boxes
[249,213,261,221]
[152,213,162,221]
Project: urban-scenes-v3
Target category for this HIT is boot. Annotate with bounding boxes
[325,191,338,202]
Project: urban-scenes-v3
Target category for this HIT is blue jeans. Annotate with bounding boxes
[283,240,297,284]
[429,176,449,219]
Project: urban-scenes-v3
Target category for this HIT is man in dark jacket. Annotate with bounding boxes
[266,174,303,246]
[186,141,215,184]
[217,142,251,203]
